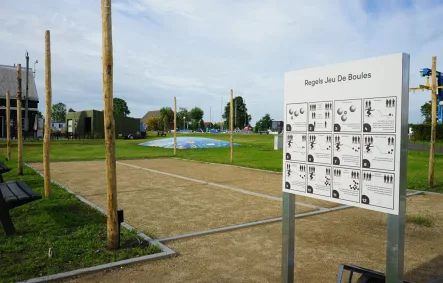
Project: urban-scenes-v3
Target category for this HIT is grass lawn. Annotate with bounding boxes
[0,162,161,283]
[0,133,442,281]
[1,133,443,192]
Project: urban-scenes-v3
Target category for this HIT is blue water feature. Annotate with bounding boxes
[139,137,239,149]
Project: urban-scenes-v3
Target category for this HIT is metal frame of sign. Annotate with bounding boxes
[281,53,410,282]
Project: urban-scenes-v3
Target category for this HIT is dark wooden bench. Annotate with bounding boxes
[336,264,412,283]
[0,181,42,236]
[0,163,12,183]
[157,131,166,137]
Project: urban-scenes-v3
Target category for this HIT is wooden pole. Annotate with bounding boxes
[230,89,233,163]
[428,56,437,187]
[6,91,11,161]
[16,64,23,175]
[174,96,177,155]
[44,30,52,197]
[102,0,118,250]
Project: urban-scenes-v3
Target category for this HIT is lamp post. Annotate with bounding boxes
[184,117,186,130]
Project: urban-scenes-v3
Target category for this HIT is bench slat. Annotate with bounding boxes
[14,181,42,200]
[7,181,30,202]
[0,183,18,203]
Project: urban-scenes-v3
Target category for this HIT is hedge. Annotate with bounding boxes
[409,123,443,141]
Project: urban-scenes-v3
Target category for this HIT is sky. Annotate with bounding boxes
[1,0,443,124]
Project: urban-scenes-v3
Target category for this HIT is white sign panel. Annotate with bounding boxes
[283,53,409,215]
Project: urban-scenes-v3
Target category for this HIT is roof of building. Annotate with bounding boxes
[140,110,161,122]
[0,64,39,101]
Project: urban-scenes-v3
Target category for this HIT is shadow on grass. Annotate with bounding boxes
[405,254,443,282]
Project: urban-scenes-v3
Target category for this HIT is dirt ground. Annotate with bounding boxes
[64,193,443,283]
[28,159,443,282]
[29,161,313,238]
[117,158,341,208]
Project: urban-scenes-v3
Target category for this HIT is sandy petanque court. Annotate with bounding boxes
[28,158,443,282]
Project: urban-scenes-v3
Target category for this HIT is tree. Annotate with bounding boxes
[146,117,160,131]
[159,107,174,130]
[113,97,130,117]
[68,108,75,112]
[420,100,434,124]
[189,107,204,130]
[176,107,191,129]
[254,114,272,132]
[51,102,67,122]
[37,111,43,119]
[222,96,250,129]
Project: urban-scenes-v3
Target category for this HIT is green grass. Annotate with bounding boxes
[3,133,443,192]
[0,162,161,283]
[1,133,442,281]
[406,215,435,227]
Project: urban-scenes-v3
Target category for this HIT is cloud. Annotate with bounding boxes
[0,0,442,124]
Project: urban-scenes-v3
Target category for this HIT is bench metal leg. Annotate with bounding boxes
[0,208,15,236]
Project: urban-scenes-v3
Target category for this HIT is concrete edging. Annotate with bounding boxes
[22,163,177,283]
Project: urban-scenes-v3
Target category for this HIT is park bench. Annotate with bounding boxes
[0,163,12,183]
[0,180,42,236]
[336,264,412,283]
[157,131,167,137]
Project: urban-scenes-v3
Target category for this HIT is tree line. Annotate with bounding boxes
[46,95,276,133]
[47,97,131,123]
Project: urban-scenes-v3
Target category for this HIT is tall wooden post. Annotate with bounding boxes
[16,64,23,175]
[44,30,52,197]
[230,89,233,163]
[174,96,177,155]
[6,91,11,161]
[102,0,118,250]
[428,56,437,187]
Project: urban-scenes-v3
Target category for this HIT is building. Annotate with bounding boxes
[140,110,175,130]
[0,64,39,137]
[65,110,141,138]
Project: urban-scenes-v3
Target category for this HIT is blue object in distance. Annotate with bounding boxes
[139,137,239,149]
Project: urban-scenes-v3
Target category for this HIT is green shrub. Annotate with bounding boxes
[409,123,443,141]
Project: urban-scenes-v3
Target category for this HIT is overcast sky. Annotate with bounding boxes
[1,0,442,124]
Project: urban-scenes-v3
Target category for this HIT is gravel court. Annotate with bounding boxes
[63,193,443,283]
[27,161,315,238]
[117,158,340,208]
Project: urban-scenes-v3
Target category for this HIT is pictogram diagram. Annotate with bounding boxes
[284,162,307,193]
[362,135,395,171]
[332,167,361,203]
[307,134,332,164]
[363,97,397,133]
[285,133,307,162]
[286,103,308,132]
[332,134,362,167]
[307,165,332,197]
[334,99,362,132]
[308,101,333,132]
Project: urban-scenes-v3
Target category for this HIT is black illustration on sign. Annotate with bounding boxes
[307,186,313,194]
[332,190,339,198]
[361,195,370,204]
[286,124,292,131]
[308,166,315,180]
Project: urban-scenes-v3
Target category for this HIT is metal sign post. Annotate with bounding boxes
[281,53,410,282]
